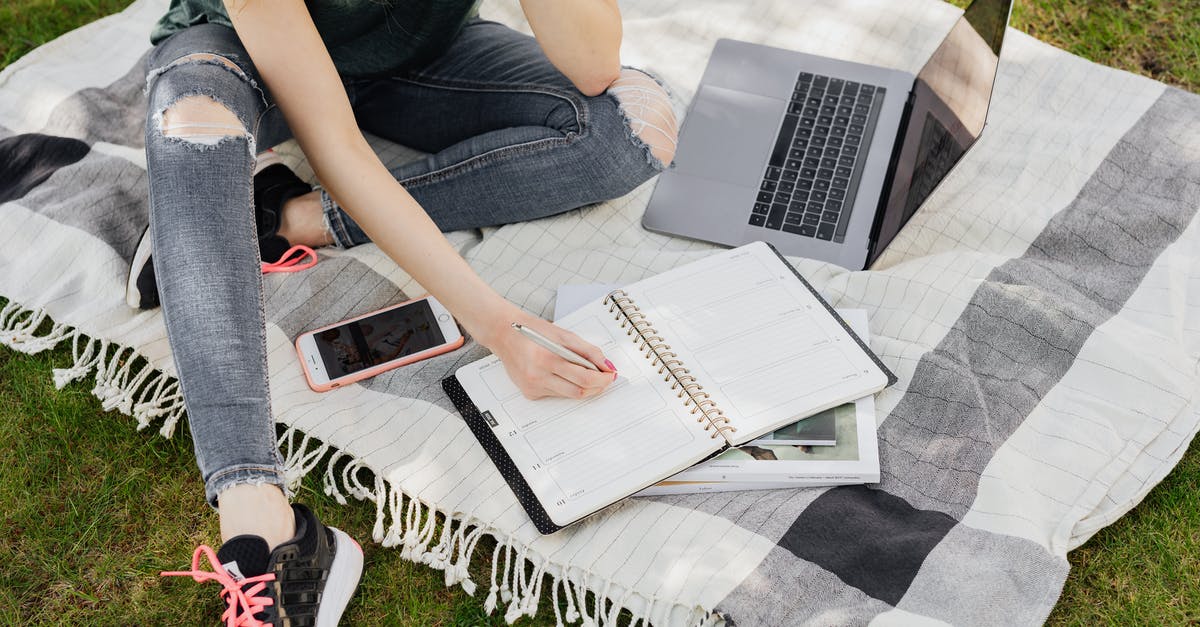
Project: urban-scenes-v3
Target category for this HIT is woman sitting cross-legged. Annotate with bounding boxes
[135,0,677,623]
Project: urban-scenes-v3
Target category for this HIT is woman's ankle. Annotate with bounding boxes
[217,483,296,550]
[277,191,335,248]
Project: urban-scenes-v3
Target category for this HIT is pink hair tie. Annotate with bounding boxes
[262,244,317,274]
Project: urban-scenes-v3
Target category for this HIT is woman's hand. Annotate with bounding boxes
[470,300,617,401]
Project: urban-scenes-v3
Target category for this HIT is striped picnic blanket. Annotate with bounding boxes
[1,0,1197,624]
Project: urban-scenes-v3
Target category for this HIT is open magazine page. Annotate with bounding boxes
[748,403,837,445]
[635,309,880,496]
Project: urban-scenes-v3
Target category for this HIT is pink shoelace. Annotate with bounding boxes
[262,244,318,275]
[161,545,277,627]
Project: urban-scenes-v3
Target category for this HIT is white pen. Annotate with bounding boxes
[511,322,601,371]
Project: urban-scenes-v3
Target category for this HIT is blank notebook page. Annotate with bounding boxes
[455,297,720,527]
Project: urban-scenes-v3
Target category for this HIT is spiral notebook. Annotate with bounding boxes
[442,242,896,533]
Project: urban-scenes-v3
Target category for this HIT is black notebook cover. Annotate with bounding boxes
[442,373,564,534]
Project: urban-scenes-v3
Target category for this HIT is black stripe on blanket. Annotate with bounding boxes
[0,133,90,205]
[779,486,956,605]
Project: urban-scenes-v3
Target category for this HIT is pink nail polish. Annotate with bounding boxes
[604,359,617,372]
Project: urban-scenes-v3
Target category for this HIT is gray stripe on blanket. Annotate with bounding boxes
[40,52,148,149]
[895,523,1069,624]
[3,130,147,261]
[877,87,1200,518]
[713,544,892,625]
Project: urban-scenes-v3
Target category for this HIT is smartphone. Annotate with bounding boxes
[295,295,465,392]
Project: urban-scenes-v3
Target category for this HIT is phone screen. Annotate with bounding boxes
[312,300,447,378]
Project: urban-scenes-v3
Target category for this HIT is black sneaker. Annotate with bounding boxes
[162,504,363,626]
[125,162,311,310]
[253,163,312,260]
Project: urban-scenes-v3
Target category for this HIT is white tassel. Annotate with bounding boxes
[690,608,719,627]
[641,598,657,627]
[371,474,387,543]
[504,545,528,623]
[577,576,596,626]
[278,429,331,493]
[0,301,21,327]
[385,481,404,547]
[455,525,485,596]
[500,541,514,603]
[155,396,186,438]
[459,570,477,597]
[400,498,421,556]
[435,518,464,573]
[552,575,566,627]
[52,334,100,389]
[485,540,504,614]
[0,304,69,354]
[523,561,548,620]
[343,459,373,500]
[118,360,157,415]
[593,580,611,627]
[322,452,348,504]
[564,575,580,623]
[132,373,184,434]
[606,587,629,626]
[426,512,454,568]
[412,500,438,559]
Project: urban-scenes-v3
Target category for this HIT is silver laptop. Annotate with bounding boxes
[644,0,1014,270]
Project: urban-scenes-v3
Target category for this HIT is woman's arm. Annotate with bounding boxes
[224,0,616,399]
[519,0,622,96]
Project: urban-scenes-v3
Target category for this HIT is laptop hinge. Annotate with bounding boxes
[865,85,917,266]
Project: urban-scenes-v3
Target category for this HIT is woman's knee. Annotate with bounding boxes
[146,52,264,146]
[569,68,678,201]
[606,68,679,169]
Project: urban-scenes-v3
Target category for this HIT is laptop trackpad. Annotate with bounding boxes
[674,85,783,187]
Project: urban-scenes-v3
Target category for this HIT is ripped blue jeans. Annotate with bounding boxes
[144,21,676,505]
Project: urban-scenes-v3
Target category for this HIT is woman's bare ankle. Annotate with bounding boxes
[277,190,334,248]
[217,483,296,550]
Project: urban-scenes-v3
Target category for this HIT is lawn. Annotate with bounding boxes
[2,0,1199,624]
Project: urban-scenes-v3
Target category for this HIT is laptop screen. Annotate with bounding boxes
[870,0,1013,264]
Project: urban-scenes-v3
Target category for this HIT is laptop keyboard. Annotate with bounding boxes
[749,73,885,242]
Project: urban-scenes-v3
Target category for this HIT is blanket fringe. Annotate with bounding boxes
[1,297,717,626]
[276,422,718,626]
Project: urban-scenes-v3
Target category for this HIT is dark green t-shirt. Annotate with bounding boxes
[150,0,482,77]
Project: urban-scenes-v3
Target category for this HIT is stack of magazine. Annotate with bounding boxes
[554,286,879,497]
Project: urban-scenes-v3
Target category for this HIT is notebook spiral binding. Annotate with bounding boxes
[604,290,737,441]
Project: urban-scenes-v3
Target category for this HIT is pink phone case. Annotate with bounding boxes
[295,297,465,392]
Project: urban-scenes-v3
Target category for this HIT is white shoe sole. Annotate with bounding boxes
[316,527,364,627]
[125,227,154,309]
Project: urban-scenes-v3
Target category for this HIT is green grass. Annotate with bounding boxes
[1013,0,1200,92]
[3,0,1200,624]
